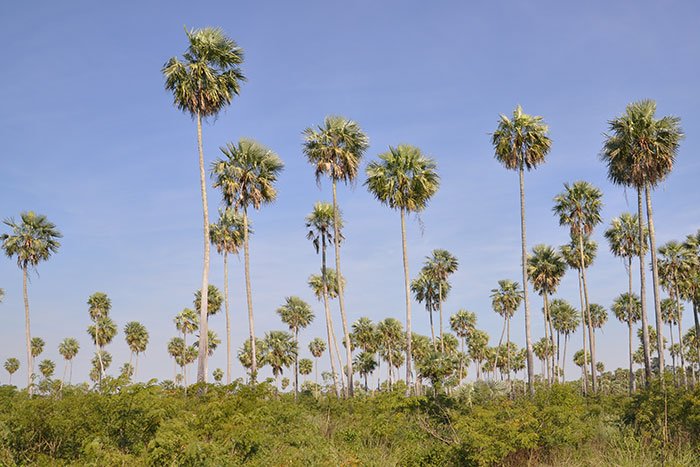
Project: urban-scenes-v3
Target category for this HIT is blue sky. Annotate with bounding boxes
[1,1,698,385]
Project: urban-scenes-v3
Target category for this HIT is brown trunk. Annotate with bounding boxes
[645,185,665,377]
[196,112,210,385]
[243,210,256,381]
[400,208,414,392]
[518,166,535,394]
[637,188,652,383]
[332,182,353,396]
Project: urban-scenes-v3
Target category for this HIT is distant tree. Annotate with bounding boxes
[309,338,326,385]
[212,368,224,384]
[411,270,445,349]
[376,318,405,388]
[611,293,642,393]
[277,296,314,398]
[354,351,377,391]
[264,331,297,389]
[124,321,149,378]
[174,308,198,386]
[58,337,80,386]
[38,359,55,380]
[299,358,313,382]
[4,358,19,385]
[449,309,476,381]
[466,329,489,381]
[490,280,523,383]
[549,298,579,381]
[423,249,459,353]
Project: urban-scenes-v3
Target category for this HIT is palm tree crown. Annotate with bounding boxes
[553,181,603,239]
[490,280,524,319]
[492,105,551,171]
[210,208,247,256]
[527,244,567,295]
[1,212,62,270]
[277,296,314,333]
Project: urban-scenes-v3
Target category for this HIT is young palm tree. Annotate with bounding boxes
[167,337,185,383]
[376,318,405,388]
[527,244,567,382]
[299,358,313,382]
[601,100,683,383]
[681,231,700,367]
[549,298,579,382]
[553,181,603,392]
[212,138,284,380]
[351,317,378,354]
[163,27,245,384]
[277,296,314,398]
[210,207,246,384]
[90,351,112,383]
[38,359,55,381]
[264,331,297,390]
[87,316,117,382]
[411,270,446,349]
[424,249,459,353]
[365,145,439,390]
[194,284,223,318]
[611,293,642,393]
[124,322,149,378]
[467,329,489,381]
[661,298,680,382]
[58,338,79,387]
[491,105,552,393]
[449,309,476,381]
[30,337,45,359]
[87,292,111,380]
[490,280,523,385]
[354,352,378,391]
[306,202,344,395]
[1,211,62,393]
[303,116,369,396]
[533,337,553,380]
[4,358,19,385]
[308,338,326,385]
[174,308,198,386]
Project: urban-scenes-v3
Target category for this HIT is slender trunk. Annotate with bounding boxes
[576,268,588,395]
[542,293,551,385]
[562,334,568,381]
[674,283,687,386]
[135,354,139,379]
[23,267,33,395]
[439,285,444,353]
[243,210,256,381]
[556,332,561,382]
[637,188,652,383]
[224,252,231,385]
[627,257,636,394]
[669,323,677,383]
[69,360,73,384]
[506,316,512,388]
[96,321,104,382]
[388,350,393,388]
[579,230,597,392]
[183,332,187,387]
[330,317,345,391]
[314,357,318,386]
[294,328,299,400]
[645,185,665,378]
[195,111,210,385]
[694,300,700,376]
[494,316,507,375]
[321,233,341,396]
[399,209,414,393]
[429,309,436,350]
[364,372,368,391]
[331,182,353,396]
[518,166,534,394]
[61,359,68,391]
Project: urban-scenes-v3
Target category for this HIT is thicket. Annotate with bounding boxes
[0,382,698,466]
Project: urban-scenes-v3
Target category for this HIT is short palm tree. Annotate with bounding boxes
[681,231,700,366]
[87,292,111,381]
[163,27,245,384]
[124,322,149,378]
[174,308,199,386]
[277,296,314,398]
[424,249,458,352]
[210,207,246,384]
[553,181,603,392]
[351,317,378,354]
[87,316,117,382]
[212,138,284,380]
[4,358,19,385]
[303,116,369,396]
[299,358,314,383]
[264,331,298,390]
[549,298,579,381]
[354,351,378,391]
[490,279,523,383]
[167,337,185,383]
[376,318,405,388]
[30,337,45,359]
[449,309,476,380]
[306,201,344,395]
[58,337,79,386]
[661,297,681,381]
[365,145,439,390]
[38,359,55,380]
[601,100,683,384]
[1,211,62,393]
[527,244,567,382]
[411,270,446,349]
[212,368,224,384]
[492,105,552,393]
[467,329,489,381]
[611,293,642,393]
[533,337,554,380]
[309,337,326,384]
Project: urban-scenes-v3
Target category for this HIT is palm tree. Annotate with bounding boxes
[167,337,184,383]
[163,27,245,384]
[376,318,405,388]
[303,116,370,396]
[277,296,314,398]
[124,322,149,378]
[611,293,642,393]
[87,292,111,380]
[210,207,246,384]
[212,139,284,380]
[38,359,55,380]
[661,297,680,381]
[467,329,489,381]
[299,359,313,382]
[604,212,649,384]
[533,337,554,380]
[492,105,552,393]
[87,316,117,381]
[527,244,567,382]
[411,270,444,349]
[681,231,700,368]
[194,284,223,318]
[30,337,45,360]
[450,309,476,381]
[549,298,579,382]
[264,331,297,390]
[204,330,220,356]
[212,368,224,384]
[351,317,378,354]
[589,304,608,368]
[490,280,523,385]
[90,351,112,382]
[174,308,198,386]
[424,249,459,353]
[553,181,603,392]
[58,338,79,387]
[309,337,326,385]
[354,352,378,391]
[365,145,439,391]
[601,100,683,384]
[4,358,19,385]
[1,211,62,393]
[306,201,344,395]
[573,349,591,383]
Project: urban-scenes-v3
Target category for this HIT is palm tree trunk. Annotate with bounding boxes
[494,317,507,376]
[518,166,535,395]
[400,208,414,392]
[627,256,636,394]
[294,328,299,400]
[694,300,700,377]
[439,285,444,353]
[243,210,256,381]
[195,111,211,386]
[61,359,68,391]
[332,181,354,396]
[562,334,568,381]
[506,316,512,389]
[645,185,665,378]
[674,282,687,386]
[669,323,677,384]
[429,309,436,350]
[96,322,104,382]
[224,252,231,385]
[578,231,597,392]
[576,268,588,395]
[637,188,652,384]
[321,233,341,397]
[22,266,33,395]
[329,317,345,391]
[183,332,187,387]
[135,354,139,379]
[69,360,73,384]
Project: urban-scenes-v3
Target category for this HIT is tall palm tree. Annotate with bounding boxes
[87,292,111,381]
[4,358,19,385]
[411,270,446,349]
[376,318,405,388]
[124,322,149,378]
[601,100,683,384]
[87,317,117,379]
[210,207,246,384]
[553,181,603,392]
[303,116,369,396]
[277,296,314,398]
[490,279,524,384]
[450,309,476,381]
[163,27,245,384]
[174,308,198,386]
[264,331,297,390]
[681,231,700,367]
[424,249,459,353]
[309,337,326,385]
[1,211,62,393]
[212,138,284,379]
[527,244,567,382]
[365,145,439,390]
[492,106,552,393]
[549,298,579,382]
[611,293,642,393]
[604,212,649,384]
[57,338,79,387]
[661,297,680,382]
[306,202,344,395]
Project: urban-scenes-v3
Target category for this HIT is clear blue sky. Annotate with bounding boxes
[1,1,698,384]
